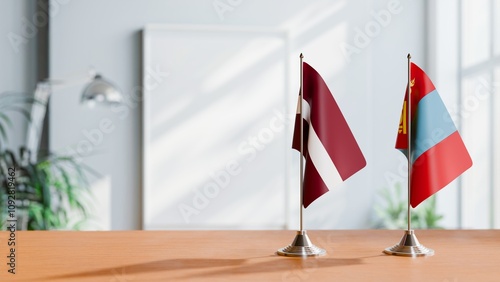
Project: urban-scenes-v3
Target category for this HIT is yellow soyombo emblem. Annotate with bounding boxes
[398,78,415,134]
[398,101,407,134]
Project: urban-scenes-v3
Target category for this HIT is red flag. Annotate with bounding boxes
[396,62,473,207]
[292,62,366,208]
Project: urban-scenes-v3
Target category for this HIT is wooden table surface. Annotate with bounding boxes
[0,230,499,281]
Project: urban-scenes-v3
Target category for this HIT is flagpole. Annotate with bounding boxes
[383,53,434,257]
[406,53,412,232]
[277,53,325,257]
[299,53,304,232]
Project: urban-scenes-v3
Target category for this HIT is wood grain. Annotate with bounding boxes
[0,230,499,281]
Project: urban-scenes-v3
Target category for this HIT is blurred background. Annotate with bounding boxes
[0,0,498,230]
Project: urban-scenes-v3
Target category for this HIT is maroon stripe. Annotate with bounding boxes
[303,154,329,208]
[292,113,310,158]
[302,62,366,180]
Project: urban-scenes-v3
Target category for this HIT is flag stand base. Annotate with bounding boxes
[277,230,326,257]
[383,230,434,257]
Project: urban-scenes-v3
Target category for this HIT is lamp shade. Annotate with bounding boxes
[81,74,122,105]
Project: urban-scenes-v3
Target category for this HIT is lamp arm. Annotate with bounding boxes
[25,82,51,162]
[25,68,95,161]
[44,68,96,90]
[25,69,121,161]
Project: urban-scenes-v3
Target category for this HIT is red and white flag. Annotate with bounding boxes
[292,62,366,208]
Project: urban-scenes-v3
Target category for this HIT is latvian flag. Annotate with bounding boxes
[292,62,366,208]
[396,62,473,208]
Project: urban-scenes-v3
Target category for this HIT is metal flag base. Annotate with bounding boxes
[383,230,434,257]
[277,230,326,257]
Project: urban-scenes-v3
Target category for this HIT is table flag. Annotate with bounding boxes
[395,62,472,207]
[292,62,366,208]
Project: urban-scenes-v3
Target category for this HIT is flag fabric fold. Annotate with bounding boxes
[292,62,366,208]
[396,62,473,208]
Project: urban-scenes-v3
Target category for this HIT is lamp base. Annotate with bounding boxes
[277,230,326,257]
[383,230,434,257]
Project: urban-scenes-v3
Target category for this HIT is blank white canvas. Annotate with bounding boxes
[142,25,291,229]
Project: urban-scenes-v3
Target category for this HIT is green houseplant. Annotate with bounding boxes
[373,182,444,229]
[0,92,34,145]
[0,92,93,230]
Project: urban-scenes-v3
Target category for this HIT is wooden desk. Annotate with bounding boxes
[0,230,499,281]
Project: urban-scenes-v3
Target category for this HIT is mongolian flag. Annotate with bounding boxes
[292,62,366,208]
[396,62,473,207]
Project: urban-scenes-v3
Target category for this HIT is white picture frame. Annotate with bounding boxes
[142,24,292,230]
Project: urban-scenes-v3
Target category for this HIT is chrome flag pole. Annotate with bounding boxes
[300,52,304,233]
[277,53,326,257]
[384,54,434,257]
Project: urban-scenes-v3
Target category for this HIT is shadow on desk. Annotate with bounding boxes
[39,255,372,281]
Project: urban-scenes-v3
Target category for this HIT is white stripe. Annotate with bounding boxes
[302,99,311,122]
[301,99,343,189]
[307,116,343,190]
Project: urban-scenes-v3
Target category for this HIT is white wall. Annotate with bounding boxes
[430,0,500,229]
[428,0,461,229]
[49,0,426,230]
[0,0,38,150]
